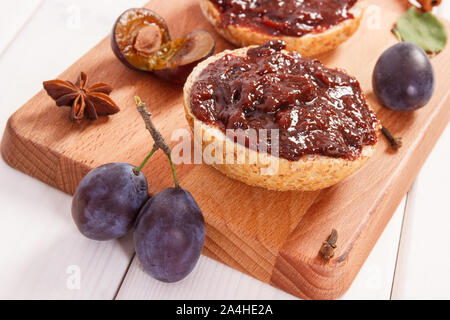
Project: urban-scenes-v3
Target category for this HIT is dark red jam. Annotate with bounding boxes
[210,0,358,37]
[190,41,378,161]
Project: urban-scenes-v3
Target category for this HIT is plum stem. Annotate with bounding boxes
[135,96,179,188]
[167,153,179,188]
[135,146,158,173]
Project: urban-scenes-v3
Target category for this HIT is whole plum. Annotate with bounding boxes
[372,42,435,111]
[134,187,205,282]
[72,162,148,240]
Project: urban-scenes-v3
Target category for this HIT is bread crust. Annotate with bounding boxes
[183,47,378,191]
[199,0,365,57]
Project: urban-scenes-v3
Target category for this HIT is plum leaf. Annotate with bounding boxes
[394,7,447,54]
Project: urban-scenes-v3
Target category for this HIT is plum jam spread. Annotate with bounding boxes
[190,41,378,161]
[210,0,358,37]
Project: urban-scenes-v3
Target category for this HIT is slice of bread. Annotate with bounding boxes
[183,47,379,191]
[200,0,365,57]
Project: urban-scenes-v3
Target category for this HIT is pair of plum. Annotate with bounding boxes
[72,162,205,283]
[72,95,205,284]
[111,8,216,84]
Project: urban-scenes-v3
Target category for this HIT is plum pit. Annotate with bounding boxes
[134,24,163,56]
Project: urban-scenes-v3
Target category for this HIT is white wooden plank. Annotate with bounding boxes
[116,255,297,300]
[391,125,450,300]
[0,0,147,299]
[116,198,406,300]
[0,0,42,55]
[437,0,450,20]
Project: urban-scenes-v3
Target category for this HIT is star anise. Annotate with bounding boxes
[43,72,120,121]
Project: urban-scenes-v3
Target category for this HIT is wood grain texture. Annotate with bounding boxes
[1,0,449,300]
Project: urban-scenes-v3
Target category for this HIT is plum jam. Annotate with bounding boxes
[209,0,358,37]
[190,41,378,161]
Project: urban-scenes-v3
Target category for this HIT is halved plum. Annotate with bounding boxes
[111,8,215,84]
[153,30,215,84]
[111,8,171,71]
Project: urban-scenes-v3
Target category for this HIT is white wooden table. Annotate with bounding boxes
[0,0,448,300]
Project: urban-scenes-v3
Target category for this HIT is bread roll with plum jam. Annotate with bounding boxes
[183,41,379,191]
[200,0,365,57]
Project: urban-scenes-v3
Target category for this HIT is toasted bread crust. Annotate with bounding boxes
[200,0,365,57]
[183,47,378,191]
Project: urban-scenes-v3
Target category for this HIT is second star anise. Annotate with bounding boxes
[43,72,120,121]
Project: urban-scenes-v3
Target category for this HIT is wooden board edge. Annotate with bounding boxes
[1,114,90,195]
[270,93,450,300]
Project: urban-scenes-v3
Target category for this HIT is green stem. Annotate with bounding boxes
[167,153,179,188]
[136,145,158,172]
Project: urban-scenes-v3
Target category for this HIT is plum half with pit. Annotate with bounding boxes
[111,8,171,71]
[111,8,215,84]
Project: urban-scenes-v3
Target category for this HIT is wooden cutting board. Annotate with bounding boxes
[1,0,449,299]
